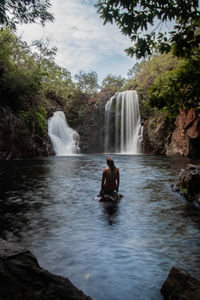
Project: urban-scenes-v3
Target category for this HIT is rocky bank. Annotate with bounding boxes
[0,106,53,160]
[0,238,91,300]
[142,112,172,155]
[143,109,200,156]
[0,89,199,159]
[171,163,200,205]
[1,237,200,300]
[166,109,200,156]
[161,266,200,300]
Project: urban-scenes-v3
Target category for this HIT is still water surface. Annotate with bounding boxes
[1,155,200,300]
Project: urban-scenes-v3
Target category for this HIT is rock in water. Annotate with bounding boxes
[161,266,200,300]
[0,238,92,300]
[97,192,123,203]
[171,164,200,205]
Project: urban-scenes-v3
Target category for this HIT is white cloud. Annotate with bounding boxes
[17,0,136,82]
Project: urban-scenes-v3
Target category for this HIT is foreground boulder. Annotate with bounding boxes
[0,238,91,300]
[171,164,200,205]
[161,266,200,300]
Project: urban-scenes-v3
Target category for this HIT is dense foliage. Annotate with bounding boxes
[0,29,94,136]
[0,0,54,29]
[149,54,200,118]
[74,71,99,95]
[101,74,126,92]
[125,53,181,119]
[125,50,200,121]
[96,0,200,59]
[96,0,200,120]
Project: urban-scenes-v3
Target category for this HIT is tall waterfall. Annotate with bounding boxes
[105,90,143,154]
[48,111,80,155]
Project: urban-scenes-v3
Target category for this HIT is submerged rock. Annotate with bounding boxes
[0,238,92,300]
[97,192,123,203]
[171,164,200,205]
[161,266,200,300]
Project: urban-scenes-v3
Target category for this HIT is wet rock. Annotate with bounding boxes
[143,109,200,157]
[171,164,200,204]
[97,192,123,203]
[76,87,114,153]
[0,238,92,300]
[166,109,200,157]
[161,266,200,300]
[143,112,172,155]
[0,106,54,160]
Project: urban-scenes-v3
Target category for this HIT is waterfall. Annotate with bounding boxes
[48,111,80,155]
[105,90,143,154]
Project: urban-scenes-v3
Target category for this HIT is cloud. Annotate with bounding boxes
[17,0,136,82]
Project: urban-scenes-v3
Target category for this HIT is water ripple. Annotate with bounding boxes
[0,155,200,300]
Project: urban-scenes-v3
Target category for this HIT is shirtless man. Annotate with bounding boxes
[100,157,120,195]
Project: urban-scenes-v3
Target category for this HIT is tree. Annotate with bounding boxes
[31,38,57,68]
[96,0,200,58]
[149,53,200,118]
[41,60,74,98]
[101,74,126,92]
[0,0,54,29]
[74,71,99,94]
[127,63,141,79]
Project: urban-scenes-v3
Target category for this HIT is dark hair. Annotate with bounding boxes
[107,157,115,169]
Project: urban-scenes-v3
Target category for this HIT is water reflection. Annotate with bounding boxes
[0,155,200,300]
[101,202,119,226]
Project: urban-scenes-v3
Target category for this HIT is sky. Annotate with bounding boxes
[17,0,137,84]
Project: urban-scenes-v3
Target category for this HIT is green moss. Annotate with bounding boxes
[181,187,188,194]
[20,106,47,136]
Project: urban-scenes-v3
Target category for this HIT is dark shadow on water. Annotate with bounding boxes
[102,202,119,226]
[0,159,53,241]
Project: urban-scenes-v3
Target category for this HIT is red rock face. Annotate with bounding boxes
[143,112,173,155]
[166,109,200,156]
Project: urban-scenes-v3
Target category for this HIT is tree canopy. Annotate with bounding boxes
[74,71,99,94]
[0,0,54,29]
[101,74,126,92]
[96,0,200,58]
[0,29,91,134]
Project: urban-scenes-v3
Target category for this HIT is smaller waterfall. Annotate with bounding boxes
[48,111,80,155]
[105,90,143,154]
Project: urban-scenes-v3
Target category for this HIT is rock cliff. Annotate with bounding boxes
[1,91,199,159]
[0,106,53,160]
[142,112,173,155]
[76,88,114,153]
[143,109,200,156]
[166,109,200,156]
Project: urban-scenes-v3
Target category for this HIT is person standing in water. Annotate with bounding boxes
[100,157,120,195]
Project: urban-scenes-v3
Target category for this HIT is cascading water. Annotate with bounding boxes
[48,111,80,155]
[105,90,143,154]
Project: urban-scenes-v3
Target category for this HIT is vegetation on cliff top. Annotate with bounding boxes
[96,0,200,121]
[0,29,89,136]
[0,0,199,147]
